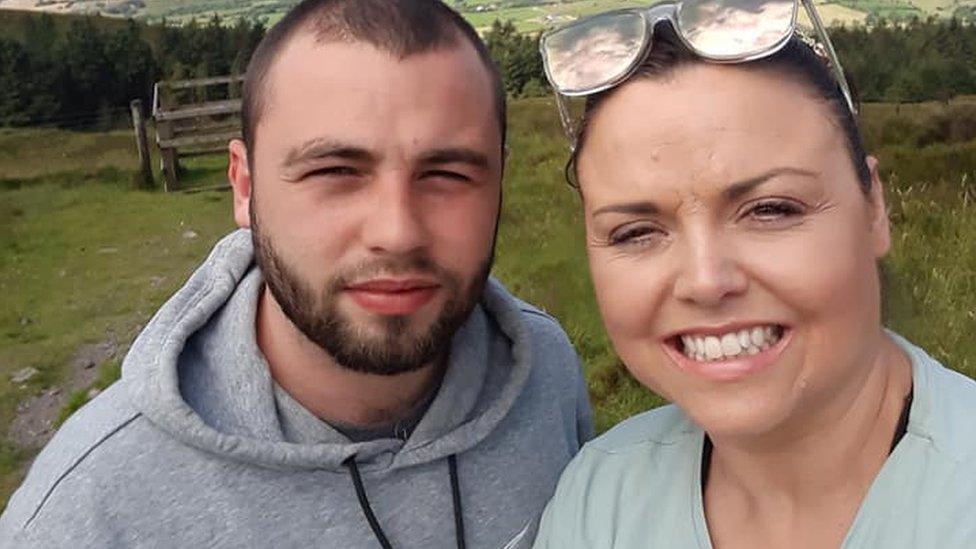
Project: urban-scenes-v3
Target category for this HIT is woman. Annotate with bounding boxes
[532,1,976,547]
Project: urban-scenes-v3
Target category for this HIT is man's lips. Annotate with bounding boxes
[344,278,441,316]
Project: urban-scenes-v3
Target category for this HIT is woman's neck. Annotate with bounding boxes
[703,335,913,549]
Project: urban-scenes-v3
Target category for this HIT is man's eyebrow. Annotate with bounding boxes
[592,201,659,218]
[282,138,376,167]
[418,148,491,171]
[723,167,819,201]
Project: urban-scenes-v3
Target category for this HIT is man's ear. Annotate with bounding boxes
[228,139,252,229]
[865,155,891,259]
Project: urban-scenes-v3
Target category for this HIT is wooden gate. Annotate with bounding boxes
[152,75,244,191]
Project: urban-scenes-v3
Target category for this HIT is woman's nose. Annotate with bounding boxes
[672,233,748,307]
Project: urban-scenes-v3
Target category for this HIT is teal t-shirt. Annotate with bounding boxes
[533,333,976,548]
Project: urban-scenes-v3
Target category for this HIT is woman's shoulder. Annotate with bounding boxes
[533,405,705,548]
[893,331,976,463]
[556,403,702,489]
[584,403,699,455]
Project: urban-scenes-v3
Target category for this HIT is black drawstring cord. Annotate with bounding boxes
[448,454,466,549]
[344,456,393,549]
[343,454,466,549]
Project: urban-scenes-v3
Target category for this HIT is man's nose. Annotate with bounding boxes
[360,174,429,256]
[672,231,748,307]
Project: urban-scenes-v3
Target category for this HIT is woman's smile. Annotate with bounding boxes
[662,323,792,382]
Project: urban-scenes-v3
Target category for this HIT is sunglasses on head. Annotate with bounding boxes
[539,0,856,147]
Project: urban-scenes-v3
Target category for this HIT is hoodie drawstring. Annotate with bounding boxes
[343,454,466,549]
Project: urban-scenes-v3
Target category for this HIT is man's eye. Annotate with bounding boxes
[609,223,664,247]
[423,170,471,182]
[307,166,359,178]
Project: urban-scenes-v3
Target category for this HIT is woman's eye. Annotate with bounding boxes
[609,224,664,247]
[744,199,804,222]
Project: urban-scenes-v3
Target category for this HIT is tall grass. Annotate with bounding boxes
[885,182,976,378]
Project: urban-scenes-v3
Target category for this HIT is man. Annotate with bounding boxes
[0,1,592,547]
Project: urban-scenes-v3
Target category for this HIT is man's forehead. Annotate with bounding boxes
[265,31,488,105]
[255,33,499,158]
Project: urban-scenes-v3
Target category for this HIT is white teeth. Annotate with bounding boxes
[750,327,765,347]
[679,325,784,362]
[720,333,742,356]
[704,337,723,360]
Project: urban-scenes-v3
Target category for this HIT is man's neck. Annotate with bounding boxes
[256,287,445,428]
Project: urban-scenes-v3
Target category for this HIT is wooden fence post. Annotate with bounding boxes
[130,100,154,190]
[157,119,180,192]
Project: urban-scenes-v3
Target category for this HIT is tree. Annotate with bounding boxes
[484,19,548,97]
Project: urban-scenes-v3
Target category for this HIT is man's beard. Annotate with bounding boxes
[250,211,493,376]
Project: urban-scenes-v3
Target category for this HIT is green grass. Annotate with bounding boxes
[0,136,236,509]
[833,0,921,18]
[55,358,123,426]
[885,183,976,377]
[2,97,976,511]
[0,128,141,181]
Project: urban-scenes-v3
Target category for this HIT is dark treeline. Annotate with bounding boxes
[1,12,975,129]
[0,13,264,128]
[834,17,976,102]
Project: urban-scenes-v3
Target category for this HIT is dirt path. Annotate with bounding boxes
[7,337,122,451]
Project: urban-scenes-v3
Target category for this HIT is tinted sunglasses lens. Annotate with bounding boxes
[543,11,647,95]
[678,0,795,59]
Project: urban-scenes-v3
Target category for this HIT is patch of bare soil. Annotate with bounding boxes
[7,337,121,450]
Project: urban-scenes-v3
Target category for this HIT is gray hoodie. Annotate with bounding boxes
[0,230,592,548]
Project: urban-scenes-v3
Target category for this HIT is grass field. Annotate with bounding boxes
[1,97,975,511]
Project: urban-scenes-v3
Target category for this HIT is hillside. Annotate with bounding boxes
[1,0,975,29]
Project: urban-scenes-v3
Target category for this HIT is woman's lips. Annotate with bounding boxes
[662,325,793,382]
[345,279,440,316]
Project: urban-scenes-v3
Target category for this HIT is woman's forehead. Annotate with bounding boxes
[577,63,845,198]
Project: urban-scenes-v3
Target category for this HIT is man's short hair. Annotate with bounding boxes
[241,0,507,154]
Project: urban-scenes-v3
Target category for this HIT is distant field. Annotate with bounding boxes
[4,0,976,28]
[141,0,292,24]
[466,0,648,33]
[817,2,870,25]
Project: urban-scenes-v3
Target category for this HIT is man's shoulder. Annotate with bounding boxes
[514,297,564,331]
[512,298,577,361]
[0,381,147,537]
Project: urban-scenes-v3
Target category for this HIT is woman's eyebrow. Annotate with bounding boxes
[591,201,659,218]
[723,167,819,201]
[590,167,820,218]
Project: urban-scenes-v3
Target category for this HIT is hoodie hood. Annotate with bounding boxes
[122,229,533,472]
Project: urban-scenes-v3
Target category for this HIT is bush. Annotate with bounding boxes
[918,103,976,146]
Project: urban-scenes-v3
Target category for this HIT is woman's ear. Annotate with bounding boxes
[865,155,891,259]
